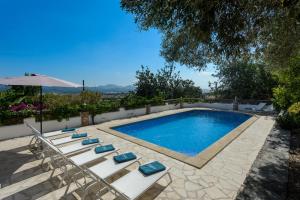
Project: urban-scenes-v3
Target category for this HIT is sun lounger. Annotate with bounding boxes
[50,134,87,146]
[37,135,102,170]
[243,102,267,111]
[109,161,172,200]
[60,144,119,188]
[25,122,88,151]
[69,145,119,166]
[255,102,267,111]
[36,135,110,187]
[43,127,77,138]
[48,138,101,155]
[25,121,77,139]
[88,153,141,180]
[78,153,141,199]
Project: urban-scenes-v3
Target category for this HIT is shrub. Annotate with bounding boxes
[277,102,300,129]
[0,109,34,126]
[148,95,165,106]
[288,102,300,127]
[272,56,300,130]
[120,93,147,109]
[272,86,292,110]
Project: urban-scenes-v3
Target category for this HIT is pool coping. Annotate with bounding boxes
[97,108,258,169]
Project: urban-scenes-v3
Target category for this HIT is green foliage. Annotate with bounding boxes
[135,66,157,98]
[272,56,300,110]
[121,93,165,110]
[148,95,164,106]
[80,91,102,105]
[272,87,291,110]
[0,109,34,126]
[121,0,300,69]
[84,100,120,124]
[95,100,120,114]
[272,56,300,129]
[210,62,277,99]
[288,102,300,115]
[135,64,202,99]
[277,102,300,129]
[121,93,148,109]
[276,112,296,129]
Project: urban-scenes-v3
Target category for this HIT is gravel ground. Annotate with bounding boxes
[287,129,300,200]
[235,124,290,200]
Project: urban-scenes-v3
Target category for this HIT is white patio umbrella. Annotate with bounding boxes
[0,74,81,133]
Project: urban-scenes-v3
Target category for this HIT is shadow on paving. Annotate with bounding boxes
[236,125,290,200]
[0,149,37,186]
[2,175,62,200]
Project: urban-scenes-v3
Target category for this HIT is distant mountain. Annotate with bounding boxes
[0,84,135,94]
[0,85,9,91]
[43,84,135,94]
[95,84,135,93]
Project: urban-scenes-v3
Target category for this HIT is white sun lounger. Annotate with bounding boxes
[88,154,142,180]
[255,102,267,111]
[110,162,172,200]
[25,122,88,150]
[36,135,117,189]
[69,147,119,166]
[54,139,102,155]
[50,135,87,146]
[60,145,119,188]
[25,120,77,138]
[78,153,141,199]
[244,102,267,111]
[37,134,102,170]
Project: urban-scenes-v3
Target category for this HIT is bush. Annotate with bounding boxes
[148,95,165,106]
[95,100,120,114]
[120,94,147,109]
[288,102,300,127]
[272,86,292,110]
[0,109,34,126]
[120,93,166,109]
[277,102,300,129]
[272,56,300,130]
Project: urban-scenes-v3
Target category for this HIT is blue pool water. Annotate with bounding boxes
[113,110,251,156]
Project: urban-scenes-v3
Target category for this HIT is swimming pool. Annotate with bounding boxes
[112,110,251,157]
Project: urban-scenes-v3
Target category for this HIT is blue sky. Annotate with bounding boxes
[0,0,216,89]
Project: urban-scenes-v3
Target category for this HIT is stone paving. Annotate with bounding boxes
[0,113,275,200]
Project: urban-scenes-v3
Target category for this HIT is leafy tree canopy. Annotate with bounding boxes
[135,64,202,99]
[209,62,278,99]
[121,0,300,69]
[273,56,300,109]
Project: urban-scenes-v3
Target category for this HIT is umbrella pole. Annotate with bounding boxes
[40,86,43,134]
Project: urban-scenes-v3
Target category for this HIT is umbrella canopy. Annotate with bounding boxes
[0,74,81,87]
[0,74,81,134]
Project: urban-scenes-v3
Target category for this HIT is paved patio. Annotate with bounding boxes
[0,112,275,200]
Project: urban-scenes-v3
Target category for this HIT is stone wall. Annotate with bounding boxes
[0,102,242,140]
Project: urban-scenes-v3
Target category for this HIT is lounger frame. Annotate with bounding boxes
[107,164,172,200]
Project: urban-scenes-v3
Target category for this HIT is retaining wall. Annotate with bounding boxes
[1,102,232,140]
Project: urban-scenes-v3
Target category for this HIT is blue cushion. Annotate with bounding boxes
[94,144,115,154]
[139,161,166,176]
[81,138,99,145]
[113,152,137,163]
[72,133,87,139]
[62,128,76,132]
